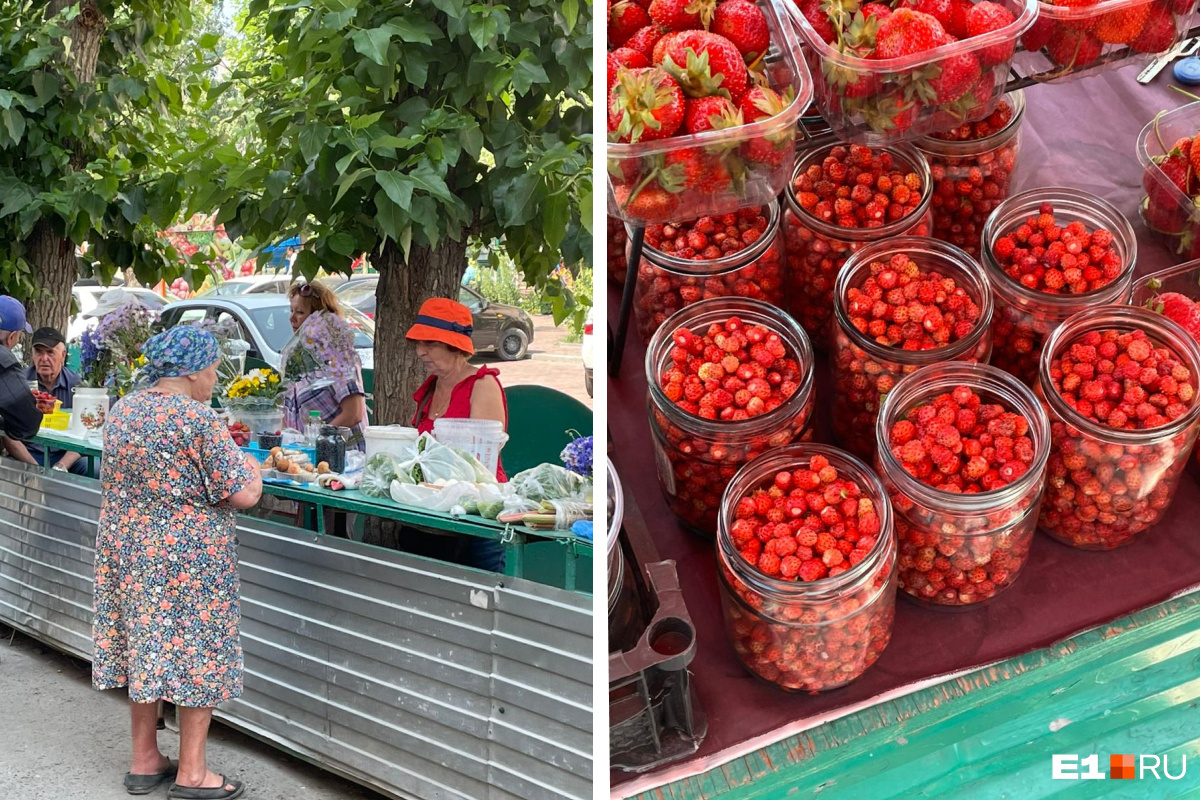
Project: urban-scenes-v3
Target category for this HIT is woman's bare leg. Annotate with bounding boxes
[129,700,170,774]
[175,706,236,790]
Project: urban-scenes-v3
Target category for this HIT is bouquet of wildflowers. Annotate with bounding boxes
[279,311,360,384]
[560,435,593,478]
[81,302,160,396]
[225,367,282,402]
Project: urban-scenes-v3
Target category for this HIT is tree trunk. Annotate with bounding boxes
[24,0,106,338]
[373,238,468,424]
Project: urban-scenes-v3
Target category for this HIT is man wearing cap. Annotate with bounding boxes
[6,326,86,474]
[0,296,43,462]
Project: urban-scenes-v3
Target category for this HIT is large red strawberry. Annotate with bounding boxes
[649,0,714,31]
[612,47,651,70]
[738,85,791,122]
[614,182,682,222]
[663,147,734,193]
[607,53,622,90]
[863,2,894,21]
[1166,0,1195,15]
[683,95,743,133]
[609,1,652,47]
[1143,194,1187,234]
[1131,3,1176,52]
[902,0,956,33]
[608,68,687,142]
[712,0,771,63]
[927,51,981,103]
[739,87,795,166]
[966,2,1017,66]
[624,26,664,59]
[1154,292,1200,341]
[1145,152,1189,203]
[1021,16,1055,50]
[1046,28,1102,68]
[799,0,837,43]
[653,30,690,64]
[660,31,750,101]
[871,9,947,59]
[943,0,972,38]
[1093,1,1151,45]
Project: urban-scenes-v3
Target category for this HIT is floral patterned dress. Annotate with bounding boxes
[92,390,257,707]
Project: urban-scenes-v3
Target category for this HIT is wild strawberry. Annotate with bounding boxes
[608,67,686,143]
[712,0,771,62]
[660,31,749,101]
[966,2,1016,67]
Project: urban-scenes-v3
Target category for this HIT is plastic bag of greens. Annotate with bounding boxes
[398,433,480,484]
[508,463,591,502]
[361,453,401,498]
[390,479,480,512]
[448,446,499,484]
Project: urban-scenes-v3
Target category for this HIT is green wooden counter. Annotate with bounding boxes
[29,428,592,594]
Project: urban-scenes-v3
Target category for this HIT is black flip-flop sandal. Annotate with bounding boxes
[124,761,178,795]
[167,775,245,800]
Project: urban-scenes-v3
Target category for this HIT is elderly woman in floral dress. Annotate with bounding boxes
[93,325,262,800]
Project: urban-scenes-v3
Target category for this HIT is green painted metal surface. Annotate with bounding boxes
[628,593,1200,799]
[504,384,593,475]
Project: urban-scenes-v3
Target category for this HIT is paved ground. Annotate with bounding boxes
[471,314,593,408]
[0,626,385,800]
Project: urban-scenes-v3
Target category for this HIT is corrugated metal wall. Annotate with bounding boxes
[0,461,592,800]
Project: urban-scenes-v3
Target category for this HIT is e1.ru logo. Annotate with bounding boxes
[1053,754,1186,780]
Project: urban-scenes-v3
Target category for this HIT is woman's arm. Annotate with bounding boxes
[470,376,507,429]
[329,392,366,428]
[227,454,264,509]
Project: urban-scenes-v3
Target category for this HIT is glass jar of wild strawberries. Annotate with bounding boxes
[875,363,1051,608]
[981,188,1137,387]
[831,236,994,461]
[783,143,933,347]
[632,205,786,342]
[716,443,897,693]
[915,91,1025,260]
[646,297,816,537]
[608,216,629,285]
[1036,305,1200,550]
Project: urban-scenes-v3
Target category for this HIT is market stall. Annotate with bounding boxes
[607,31,1200,800]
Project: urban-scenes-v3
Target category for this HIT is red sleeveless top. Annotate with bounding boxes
[412,365,508,481]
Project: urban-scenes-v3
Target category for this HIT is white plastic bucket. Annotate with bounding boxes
[364,425,420,461]
[432,418,508,476]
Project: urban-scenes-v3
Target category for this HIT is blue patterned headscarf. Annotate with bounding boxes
[137,325,220,387]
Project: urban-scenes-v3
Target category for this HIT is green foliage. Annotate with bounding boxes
[0,0,225,300]
[191,0,593,301]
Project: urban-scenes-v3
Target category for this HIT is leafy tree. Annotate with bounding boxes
[197,0,593,422]
[0,0,218,332]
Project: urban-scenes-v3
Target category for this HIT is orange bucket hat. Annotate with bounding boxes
[406,297,475,355]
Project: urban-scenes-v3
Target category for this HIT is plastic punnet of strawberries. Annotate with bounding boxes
[648,304,815,536]
[875,367,1050,607]
[31,389,57,415]
[783,143,933,343]
[1020,0,1194,77]
[716,445,898,692]
[831,242,992,459]
[1037,312,1200,550]
[1141,123,1200,257]
[633,205,786,341]
[1140,281,1200,467]
[795,0,1027,138]
[607,0,799,222]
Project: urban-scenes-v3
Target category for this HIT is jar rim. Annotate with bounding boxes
[784,144,933,240]
[1037,304,1200,443]
[875,362,1051,513]
[716,443,894,601]
[916,90,1026,155]
[980,187,1137,310]
[640,203,781,275]
[645,297,816,438]
[832,235,995,366]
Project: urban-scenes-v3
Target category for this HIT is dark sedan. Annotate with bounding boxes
[335,278,534,360]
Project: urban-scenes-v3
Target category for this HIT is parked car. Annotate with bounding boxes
[194,274,293,297]
[334,278,535,360]
[68,285,171,343]
[158,295,375,371]
[582,308,593,398]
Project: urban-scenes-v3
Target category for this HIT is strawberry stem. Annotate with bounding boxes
[1170,85,1200,103]
[1154,109,1168,155]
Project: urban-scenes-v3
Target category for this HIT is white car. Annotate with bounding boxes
[68,286,171,343]
[194,274,293,297]
[582,308,594,397]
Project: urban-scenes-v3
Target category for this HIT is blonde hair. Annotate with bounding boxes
[288,281,343,317]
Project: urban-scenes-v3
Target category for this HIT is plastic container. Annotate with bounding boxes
[787,0,1037,144]
[981,187,1137,386]
[716,444,897,692]
[231,408,284,435]
[831,236,994,460]
[606,0,812,225]
[645,297,816,537]
[915,90,1026,260]
[241,444,318,465]
[432,417,509,475]
[632,204,786,342]
[68,387,109,437]
[1138,101,1200,261]
[42,411,70,431]
[875,363,1051,608]
[783,144,933,345]
[364,425,420,461]
[1035,305,1200,549]
[608,216,629,285]
[1015,0,1198,83]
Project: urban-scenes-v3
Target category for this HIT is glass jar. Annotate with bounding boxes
[632,205,786,343]
[607,461,639,652]
[831,236,994,461]
[981,187,1137,386]
[783,144,933,347]
[646,297,816,537]
[1036,305,1200,550]
[316,425,347,473]
[875,363,1051,608]
[608,216,628,285]
[716,443,897,692]
[916,90,1025,260]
